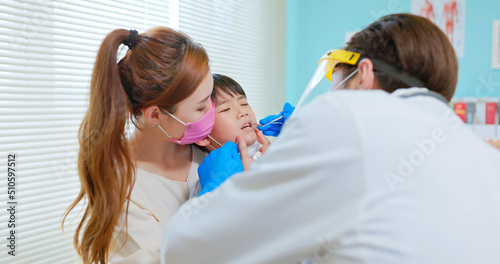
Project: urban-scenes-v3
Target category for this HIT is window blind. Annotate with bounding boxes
[178,0,286,119]
[0,0,285,263]
[0,1,169,263]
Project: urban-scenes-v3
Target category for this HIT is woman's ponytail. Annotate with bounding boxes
[63,29,135,264]
[64,26,209,263]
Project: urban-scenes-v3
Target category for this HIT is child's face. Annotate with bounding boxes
[209,91,257,148]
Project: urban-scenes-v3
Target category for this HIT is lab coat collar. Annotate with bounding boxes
[392,87,429,97]
[392,87,448,105]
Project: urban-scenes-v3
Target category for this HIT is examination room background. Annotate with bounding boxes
[1,0,499,263]
[285,0,500,103]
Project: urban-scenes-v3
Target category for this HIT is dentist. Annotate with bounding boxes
[161,13,500,264]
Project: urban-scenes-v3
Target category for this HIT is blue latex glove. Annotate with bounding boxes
[258,102,295,137]
[198,142,244,196]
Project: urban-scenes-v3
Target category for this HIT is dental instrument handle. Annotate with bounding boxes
[259,115,284,128]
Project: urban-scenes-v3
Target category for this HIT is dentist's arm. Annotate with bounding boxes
[197,129,271,196]
[162,94,365,264]
[197,142,243,196]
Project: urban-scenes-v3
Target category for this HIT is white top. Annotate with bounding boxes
[161,88,500,264]
[109,146,205,264]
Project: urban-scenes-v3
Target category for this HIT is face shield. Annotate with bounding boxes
[294,49,426,110]
[295,50,361,110]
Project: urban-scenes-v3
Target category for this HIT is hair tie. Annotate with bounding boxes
[123,29,139,49]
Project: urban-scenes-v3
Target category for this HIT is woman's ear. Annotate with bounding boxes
[357,58,376,90]
[195,137,211,147]
[143,105,162,126]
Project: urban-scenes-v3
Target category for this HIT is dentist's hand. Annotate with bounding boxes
[258,102,295,137]
[235,129,270,171]
[255,128,270,154]
[198,142,243,196]
[235,136,252,171]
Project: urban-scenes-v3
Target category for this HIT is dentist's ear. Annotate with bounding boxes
[357,58,376,90]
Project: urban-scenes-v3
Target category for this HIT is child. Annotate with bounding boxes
[200,73,268,158]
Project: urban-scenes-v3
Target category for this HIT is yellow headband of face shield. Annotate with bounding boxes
[318,49,426,88]
[319,50,361,82]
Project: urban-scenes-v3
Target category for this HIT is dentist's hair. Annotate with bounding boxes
[340,13,458,101]
[63,27,209,264]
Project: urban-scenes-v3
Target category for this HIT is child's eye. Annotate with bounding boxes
[219,108,230,113]
[240,103,248,106]
[197,107,207,112]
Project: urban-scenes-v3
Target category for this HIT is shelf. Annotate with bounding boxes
[467,124,500,140]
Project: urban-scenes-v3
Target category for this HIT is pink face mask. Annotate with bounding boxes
[156,100,215,145]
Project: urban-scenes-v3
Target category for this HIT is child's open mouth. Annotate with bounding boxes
[241,121,253,131]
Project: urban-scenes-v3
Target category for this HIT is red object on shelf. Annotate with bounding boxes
[485,102,498,124]
[454,102,466,123]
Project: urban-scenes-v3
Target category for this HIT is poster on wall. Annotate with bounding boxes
[492,20,500,69]
[411,0,465,58]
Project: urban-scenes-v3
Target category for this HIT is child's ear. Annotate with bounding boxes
[195,137,211,147]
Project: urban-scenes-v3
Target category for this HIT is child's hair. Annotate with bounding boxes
[211,74,246,104]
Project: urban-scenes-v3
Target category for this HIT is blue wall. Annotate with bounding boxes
[286,0,500,104]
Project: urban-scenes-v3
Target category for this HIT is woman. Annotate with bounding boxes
[64,27,213,263]
[162,14,500,263]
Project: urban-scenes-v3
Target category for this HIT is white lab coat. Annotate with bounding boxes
[161,88,500,264]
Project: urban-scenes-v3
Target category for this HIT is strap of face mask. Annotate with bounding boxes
[166,111,187,126]
[330,69,359,91]
[208,135,223,148]
[155,123,176,140]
